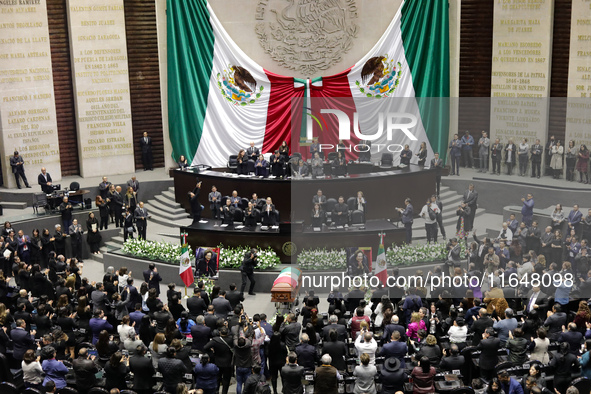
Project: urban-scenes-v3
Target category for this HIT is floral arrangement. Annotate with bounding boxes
[218,245,280,270]
[296,248,347,270]
[386,242,466,266]
[121,238,182,264]
[121,239,280,270]
[195,276,216,294]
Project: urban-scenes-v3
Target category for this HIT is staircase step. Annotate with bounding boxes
[145,199,186,215]
[105,241,121,248]
[149,214,191,227]
[154,194,182,208]
[161,190,176,200]
[2,201,28,209]
[168,187,175,193]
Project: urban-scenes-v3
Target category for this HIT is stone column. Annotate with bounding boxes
[564,0,591,179]
[66,0,135,177]
[489,0,554,175]
[0,0,61,189]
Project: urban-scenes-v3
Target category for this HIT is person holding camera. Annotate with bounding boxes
[456,201,471,240]
[240,248,258,296]
[189,180,204,226]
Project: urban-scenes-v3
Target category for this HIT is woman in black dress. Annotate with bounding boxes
[279,141,290,159]
[243,201,257,228]
[86,212,102,255]
[29,229,42,266]
[236,149,248,175]
[124,186,137,215]
[332,151,347,176]
[40,228,54,269]
[551,230,564,265]
[416,141,428,167]
[96,196,110,230]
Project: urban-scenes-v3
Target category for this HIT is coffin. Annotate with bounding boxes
[271,267,302,303]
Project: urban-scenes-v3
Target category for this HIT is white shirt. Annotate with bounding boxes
[419,203,438,225]
[497,228,513,244]
[448,325,468,343]
[354,335,378,364]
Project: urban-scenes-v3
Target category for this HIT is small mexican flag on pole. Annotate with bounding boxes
[376,232,388,286]
[179,232,194,288]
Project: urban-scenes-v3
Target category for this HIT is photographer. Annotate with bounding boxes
[240,248,258,296]
[446,238,462,275]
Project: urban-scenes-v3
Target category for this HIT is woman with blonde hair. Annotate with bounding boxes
[124,186,137,214]
[406,312,426,341]
[148,332,167,368]
[416,334,442,367]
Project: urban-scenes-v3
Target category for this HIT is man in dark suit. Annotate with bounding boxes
[280,313,302,352]
[226,283,244,309]
[430,152,443,195]
[530,139,543,178]
[73,348,99,394]
[382,315,407,343]
[344,286,365,314]
[470,309,494,347]
[91,283,109,313]
[476,327,500,380]
[143,263,162,296]
[396,198,413,244]
[463,184,478,232]
[281,352,305,394]
[59,197,73,234]
[524,286,549,314]
[322,315,348,342]
[295,334,318,371]
[98,177,111,200]
[544,303,567,341]
[378,331,408,368]
[134,201,149,240]
[246,141,260,161]
[558,323,584,355]
[439,345,465,372]
[111,186,124,228]
[186,290,207,319]
[11,319,35,361]
[270,150,285,178]
[140,131,153,170]
[38,167,54,194]
[128,304,144,334]
[212,291,233,319]
[203,327,234,394]
[321,329,347,371]
[129,344,155,394]
[127,175,139,194]
[190,316,212,351]
[10,151,31,189]
[240,249,258,296]
[123,278,142,311]
[332,196,349,227]
[189,181,203,225]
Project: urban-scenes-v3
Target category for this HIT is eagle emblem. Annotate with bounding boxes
[255,0,359,75]
[217,65,264,106]
[355,56,402,99]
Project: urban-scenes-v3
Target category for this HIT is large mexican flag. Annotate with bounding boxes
[167,0,449,167]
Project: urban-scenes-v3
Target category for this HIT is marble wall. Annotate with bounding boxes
[66,0,135,178]
[489,0,554,171]
[0,0,61,188]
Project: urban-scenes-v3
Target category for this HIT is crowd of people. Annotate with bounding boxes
[1,241,590,394]
[449,131,591,182]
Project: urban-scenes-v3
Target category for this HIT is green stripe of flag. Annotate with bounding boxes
[167,0,215,162]
[400,0,450,163]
